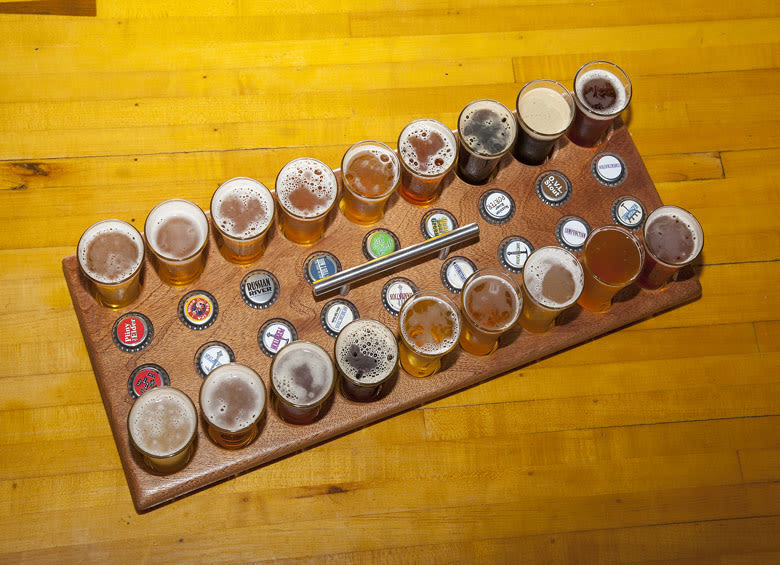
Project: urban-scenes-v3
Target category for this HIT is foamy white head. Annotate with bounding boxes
[128,386,197,458]
[458,99,517,157]
[574,68,628,119]
[517,83,574,138]
[335,319,398,384]
[398,119,457,176]
[399,292,461,356]
[275,158,338,218]
[77,219,144,284]
[200,363,266,433]
[271,341,334,407]
[523,246,585,309]
[211,177,274,239]
[144,199,209,260]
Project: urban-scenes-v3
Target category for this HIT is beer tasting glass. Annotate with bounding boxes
[334,318,399,402]
[578,225,645,313]
[127,386,198,474]
[520,246,584,333]
[397,118,458,205]
[270,341,336,425]
[144,198,209,286]
[77,218,145,308]
[567,60,632,147]
[398,290,461,377]
[199,363,267,449]
[638,205,704,291]
[275,157,338,246]
[210,177,275,265]
[456,99,517,185]
[459,269,523,356]
[339,141,401,225]
[514,79,575,165]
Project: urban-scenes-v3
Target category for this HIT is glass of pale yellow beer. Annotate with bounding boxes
[275,158,338,245]
[127,386,198,474]
[398,290,461,377]
[397,119,458,205]
[339,141,400,225]
[77,219,145,308]
[520,246,584,333]
[144,199,209,286]
[210,177,275,265]
[459,269,523,356]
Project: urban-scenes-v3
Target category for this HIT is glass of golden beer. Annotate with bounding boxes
[199,363,266,449]
[638,205,704,291]
[334,318,399,402]
[397,119,458,205]
[127,386,198,475]
[270,341,336,425]
[144,199,209,286]
[210,177,275,265]
[578,225,644,312]
[398,290,461,377]
[77,219,145,308]
[275,158,338,245]
[520,246,584,333]
[339,141,400,225]
[459,269,523,356]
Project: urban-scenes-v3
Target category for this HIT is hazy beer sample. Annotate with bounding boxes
[568,61,632,147]
[127,386,198,474]
[638,205,704,291]
[456,99,517,185]
[459,269,522,356]
[515,80,575,165]
[210,177,275,265]
[77,219,144,308]
[275,158,338,245]
[397,119,457,205]
[200,363,266,449]
[144,199,209,286]
[520,246,584,333]
[270,341,335,424]
[578,226,644,312]
[335,319,399,401]
[340,141,400,225]
[398,290,461,377]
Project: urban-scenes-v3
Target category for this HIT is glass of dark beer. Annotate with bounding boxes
[638,205,704,291]
[456,99,517,185]
[270,341,336,424]
[514,79,575,165]
[567,60,632,147]
[334,318,398,402]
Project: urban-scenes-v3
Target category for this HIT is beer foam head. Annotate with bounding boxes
[644,205,704,265]
[144,199,209,260]
[399,291,461,356]
[398,119,457,176]
[462,271,522,332]
[128,386,197,458]
[342,141,400,198]
[211,177,274,239]
[575,67,629,118]
[200,363,266,433]
[523,246,584,309]
[458,99,517,157]
[77,219,144,284]
[516,82,574,138]
[271,341,334,407]
[275,158,338,218]
[335,319,398,384]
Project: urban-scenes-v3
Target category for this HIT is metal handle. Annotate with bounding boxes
[311,222,480,297]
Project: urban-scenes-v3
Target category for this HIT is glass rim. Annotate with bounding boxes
[270,340,336,409]
[456,98,518,159]
[127,386,198,461]
[334,318,399,387]
[583,225,645,288]
[515,79,576,139]
[209,177,275,242]
[573,60,633,118]
[460,268,523,333]
[274,157,339,220]
[77,218,145,286]
[198,362,267,435]
[340,140,401,201]
[398,289,462,357]
[522,246,584,311]
[143,198,210,263]
[642,205,704,268]
[397,118,458,179]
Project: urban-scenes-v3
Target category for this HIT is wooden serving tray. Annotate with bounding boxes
[63,125,701,512]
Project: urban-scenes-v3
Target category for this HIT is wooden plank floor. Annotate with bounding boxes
[1,0,778,562]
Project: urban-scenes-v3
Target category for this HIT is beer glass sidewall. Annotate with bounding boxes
[456,99,517,184]
[569,60,632,147]
[340,140,400,225]
[397,290,461,376]
[397,119,457,205]
[275,159,338,245]
[639,205,704,290]
[459,269,522,354]
[270,341,336,424]
[514,79,575,165]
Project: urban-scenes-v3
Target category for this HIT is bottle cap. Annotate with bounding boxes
[420,209,458,239]
[320,299,359,337]
[498,236,535,274]
[592,152,626,186]
[194,341,235,378]
[363,228,400,260]
[381,277,418,316]
[555,216,590,251]
[440,256,477,294]
[258,318,297,357]
[127,363,170,399]
[240,270,280,309]
[611,196,646,231]
[303,251,342,284]
[178,290,218,330]
[478,189,515,225]
[535,171,572,206]
[112,312,153,353]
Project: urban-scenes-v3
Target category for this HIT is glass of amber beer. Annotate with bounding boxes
[578,225,644,313]
[270,341,336,425]
[275,158,338,245]
[459,269,523,356]
[334,318,399,402]
[77,219,145,308]
[520,246,584,333]
[127,386,198,474]
[397,119,458,205]
[144,199,210,286]
[638,205,704,291]
[210,177,275,265]
[200,363,266,449]
[398,290,461,377]
[568,60,632,147]
[339,141,400,225]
